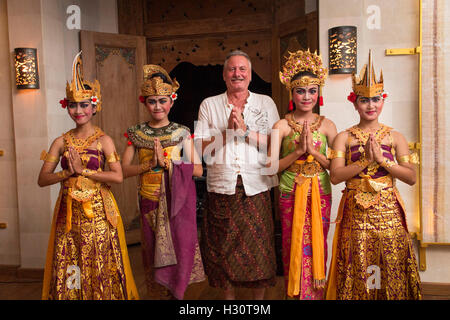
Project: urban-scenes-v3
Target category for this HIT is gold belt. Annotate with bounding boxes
[287,155,323,178]
[346,175,393,193]
[141,172,163,185]
[62,176,118,232]
[346,175,394,209]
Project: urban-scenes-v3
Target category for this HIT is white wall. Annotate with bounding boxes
[319,0,450,283]
[0,0,20,266]
[2,0,118,269]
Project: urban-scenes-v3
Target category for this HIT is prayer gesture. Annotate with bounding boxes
[304,122,316,155]
[363,134,384,164]
[295,121,309,156]
[228,106,246,135]
[68,147,82,175]
[370,135,384,164]
[152,138,165,167]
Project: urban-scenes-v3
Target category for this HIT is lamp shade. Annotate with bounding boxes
[14,48,39,89]
[328,26,357,74]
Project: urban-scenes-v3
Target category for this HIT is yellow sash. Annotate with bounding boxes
[325,189,347,300]
[64,177,97,233]
[287,159,326,297]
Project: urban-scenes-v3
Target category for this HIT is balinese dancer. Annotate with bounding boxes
[269,49,337,299]
[38,52,139,300]
[122,64,205,300]
[326,51,422,300]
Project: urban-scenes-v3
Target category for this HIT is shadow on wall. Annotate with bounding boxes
[168,62,272,133]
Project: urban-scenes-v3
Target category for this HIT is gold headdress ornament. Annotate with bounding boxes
[351,50,384,98]
[279,49,327,107]
[65,51,102,111]
[140,64,180,99]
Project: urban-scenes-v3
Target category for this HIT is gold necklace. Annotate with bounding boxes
[66,127,104,152]
[288,113,321,134]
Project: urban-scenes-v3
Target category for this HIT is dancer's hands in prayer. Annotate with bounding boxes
[295,121,308,157]
[68,147,83,175]
[370,135,384,164]
[305,122,316,155]
[364,134,374,163]
[154,138,166,167]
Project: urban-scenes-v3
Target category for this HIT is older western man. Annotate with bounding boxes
[194,50,280,300]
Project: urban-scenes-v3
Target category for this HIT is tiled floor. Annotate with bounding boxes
[0,244,286,300]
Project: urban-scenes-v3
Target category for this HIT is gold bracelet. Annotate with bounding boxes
[40,150,59,163]
[82,169,97,177]
[140,162,151,173]
[163,158,170,170]
[106,151,120,164]
[380,158,395,168]
[56,170,70,179]
[354,157,370,169]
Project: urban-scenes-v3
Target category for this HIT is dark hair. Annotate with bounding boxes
[291,71,318,82]
[288,71,319,112]
[150,72,172,85]
[82,84,97,115]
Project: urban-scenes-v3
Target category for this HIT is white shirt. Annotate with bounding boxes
[194,91,280,196]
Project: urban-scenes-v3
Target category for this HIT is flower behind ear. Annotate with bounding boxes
[347,92,357,103]
[139,96,146,103]
[59,98,68,109]
[90,96,98,105]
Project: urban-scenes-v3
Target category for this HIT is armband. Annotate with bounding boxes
[40,150,59,163]
[106,151,121,163]
[327,148,345,159]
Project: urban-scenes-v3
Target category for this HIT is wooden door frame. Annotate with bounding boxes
[271,11,319,118]
[80,30,148,124]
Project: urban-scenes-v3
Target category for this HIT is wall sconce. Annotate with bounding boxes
[14,48,40,89]
[328,26,357,74]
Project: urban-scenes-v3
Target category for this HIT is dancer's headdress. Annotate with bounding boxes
[348,50,387,103]
[62,51,102,111]
[140,64,179,101]
[279,49,327,107]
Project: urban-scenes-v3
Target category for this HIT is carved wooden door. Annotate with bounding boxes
[80,30,147,244]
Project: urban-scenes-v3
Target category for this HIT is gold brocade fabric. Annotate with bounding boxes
[139,145,181,201]
[127,122,188,201]
[42,128,139,300]
[326,125,422,300]
[333,187,422,299]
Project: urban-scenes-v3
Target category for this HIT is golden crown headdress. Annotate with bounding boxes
[141,64,180,98]
[279,49,327,89]
[279,49,327,106]
[351,50,384,98]
[65,51,102,111]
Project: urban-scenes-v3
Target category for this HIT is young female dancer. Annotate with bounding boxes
[326,51,422,300]
[269,50,337,299]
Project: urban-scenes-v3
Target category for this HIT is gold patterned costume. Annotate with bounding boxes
[126,64,204,300]
[42,128,139,299]
[41,51,138,300]
[325,127,422,300]
[327,51,421,300]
